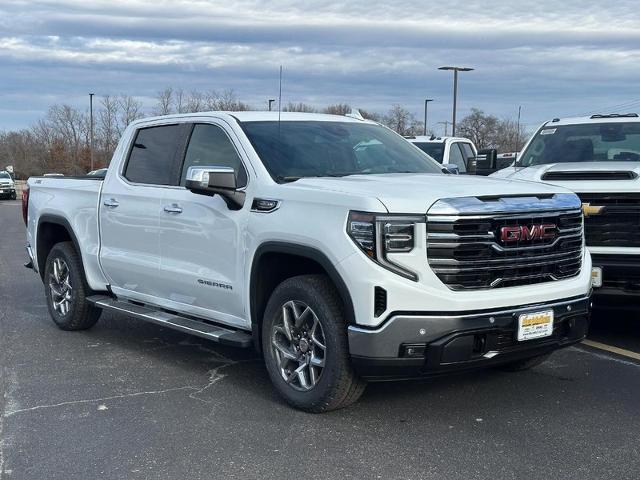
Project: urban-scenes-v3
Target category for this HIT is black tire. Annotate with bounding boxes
[11,192,16,200]
[262,274,366,413]
[44,241,101,331]
[498,353,551,372]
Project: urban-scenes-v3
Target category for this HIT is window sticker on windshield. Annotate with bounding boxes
[540,128,556,135]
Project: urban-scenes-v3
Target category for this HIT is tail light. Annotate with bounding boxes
[22,185,29,226]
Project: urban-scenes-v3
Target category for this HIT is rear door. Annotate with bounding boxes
[99,123,189,301]
[156,121,250,327]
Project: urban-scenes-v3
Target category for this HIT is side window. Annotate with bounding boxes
[124,125,183,185]
[448,143,467,173]
[181,124,247,187]
[460,143,476,160]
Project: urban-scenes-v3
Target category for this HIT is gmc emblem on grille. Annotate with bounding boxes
[500,224,557,243]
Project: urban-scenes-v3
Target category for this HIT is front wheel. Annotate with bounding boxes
[44,242,101,331]
[10,191,16,200]
[262,274,366,412]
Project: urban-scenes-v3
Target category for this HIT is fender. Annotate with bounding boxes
[250,241,356,337]
[36,214,84,280]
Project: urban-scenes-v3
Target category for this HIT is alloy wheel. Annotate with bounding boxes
[49,257,73,316]
[271,300,326,391]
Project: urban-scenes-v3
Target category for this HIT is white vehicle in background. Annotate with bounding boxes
[492,113,640,301]
[405,135,478,174]
[24,112,592,412]
[0,171,17,200]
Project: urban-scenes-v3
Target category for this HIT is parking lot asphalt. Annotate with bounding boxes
[1,199,639,480]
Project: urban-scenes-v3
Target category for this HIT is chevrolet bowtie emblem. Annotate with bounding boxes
[582,203,604,217]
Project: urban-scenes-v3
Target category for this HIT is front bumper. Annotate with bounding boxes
[591,253,640,297]
[348,295,591,380]
[0,187,15,197]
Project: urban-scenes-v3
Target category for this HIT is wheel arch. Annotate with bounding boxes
[249,242,355,351]
[36,215,84,281]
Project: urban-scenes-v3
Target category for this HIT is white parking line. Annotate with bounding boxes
[581,339,640,362]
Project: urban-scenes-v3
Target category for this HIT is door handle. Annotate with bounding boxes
[163,204,183,214]
[103,198,119,208]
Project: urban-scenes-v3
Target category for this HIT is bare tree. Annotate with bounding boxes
[457,108,529,151]
[154,87,174,115]
[283,102,317,112]
[383,104,423,136]
[323,103,352,116]
[98,95,119,158]
[183,91,205,113]
[117,95,143,135]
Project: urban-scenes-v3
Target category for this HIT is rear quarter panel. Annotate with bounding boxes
[27,177,109,291]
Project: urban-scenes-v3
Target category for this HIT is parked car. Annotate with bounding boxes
[0,171,16,200]
[24,112,592,412]
[492,113,640,299]
[405,135,478,174]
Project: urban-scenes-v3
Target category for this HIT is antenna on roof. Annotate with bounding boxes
[278,65,283,136]
[514,105,521,172]
[345,109,365,121]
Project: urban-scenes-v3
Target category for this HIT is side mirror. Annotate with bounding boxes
[185,166,245,210]
[475,149,498,175]
[442,163,460,175]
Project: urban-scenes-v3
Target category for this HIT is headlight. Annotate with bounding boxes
[347,211,423,281]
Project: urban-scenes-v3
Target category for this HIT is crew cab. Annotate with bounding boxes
[0,171,16,200]
[405,135,478,174]
[492,113,640,300]
[24,112,592,412]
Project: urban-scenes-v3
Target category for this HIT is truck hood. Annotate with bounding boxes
[491,162,640,193]
[0,179,13,186]
[290,173,568,213]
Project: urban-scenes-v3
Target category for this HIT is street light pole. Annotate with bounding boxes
[438,66,474,136]
[424,99,434,135]
[89,93,94,172]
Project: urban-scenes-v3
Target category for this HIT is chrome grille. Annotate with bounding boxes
[427,194,584,290]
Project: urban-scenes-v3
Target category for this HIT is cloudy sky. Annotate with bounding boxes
[1,0,639,133]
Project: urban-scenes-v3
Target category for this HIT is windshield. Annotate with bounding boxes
[0,172,10,180]
[241,121,443,181]
[519,122,640,167]
[412,142,444,163]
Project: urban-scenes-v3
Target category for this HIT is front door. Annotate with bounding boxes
[157,122,250,328]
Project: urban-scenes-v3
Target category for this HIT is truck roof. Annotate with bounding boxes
[543,113,640,126]
[130,111,379,127]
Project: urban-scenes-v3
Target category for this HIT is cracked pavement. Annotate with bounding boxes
[1,199,640,480]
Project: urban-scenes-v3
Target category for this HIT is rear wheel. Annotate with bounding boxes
[44,242,101,330]
[498,353,551,372]
[262,274,366,412]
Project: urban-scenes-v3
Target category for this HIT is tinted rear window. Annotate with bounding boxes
[125,125,184,185]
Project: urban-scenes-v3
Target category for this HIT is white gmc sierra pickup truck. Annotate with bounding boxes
[492,113,640,301]
[24,112,592,412]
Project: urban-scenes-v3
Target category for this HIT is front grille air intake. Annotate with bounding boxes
[542,171,637,181]
[426,194,584,290]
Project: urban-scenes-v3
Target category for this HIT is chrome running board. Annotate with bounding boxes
[86,295,253,348]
